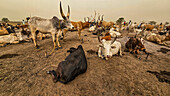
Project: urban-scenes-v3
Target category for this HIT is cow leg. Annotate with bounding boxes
[129,49,133,53]
[78,30,81,40]
[98,47,103,58]
[136,49,140,54]
[119,47,122,56]
[56,31,61,48]
[51,33,57,49]
[31,29,39,49]
[63,29,67,41]
[78,29,84,43]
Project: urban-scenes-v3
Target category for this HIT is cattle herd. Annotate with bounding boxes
[0,1,170,84]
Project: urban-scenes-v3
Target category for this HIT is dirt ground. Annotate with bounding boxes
[0,29,170,96]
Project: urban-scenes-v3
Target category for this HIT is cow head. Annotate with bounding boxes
[47,70,58,83]
[60,1,74,30]
[98,33,117,60]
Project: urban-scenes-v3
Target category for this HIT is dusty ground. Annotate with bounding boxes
[0,29,170,96]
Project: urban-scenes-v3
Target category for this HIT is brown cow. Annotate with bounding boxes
[98,15,115,29]
[101,32,111,41]
[62,21,90,41]
[125,37,146,54]
[143,24,154,31]
[0,26,9,36]
[142,31,170,45]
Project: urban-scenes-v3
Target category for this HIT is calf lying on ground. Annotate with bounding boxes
[47,45,87,84]
[125,37,150,60]
[125,37,146,54]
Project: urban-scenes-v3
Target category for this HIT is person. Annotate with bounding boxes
[127,20,132,28]
[22,20,25,25]
[124,21,126,26]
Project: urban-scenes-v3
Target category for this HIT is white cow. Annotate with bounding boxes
[0,33,19,46]
[109,28,122,37]
[97,35,122,60]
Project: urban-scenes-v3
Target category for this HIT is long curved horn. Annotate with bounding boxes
[60,1,66,20]
[94,11,96,20]
[84,17,86,22]
[98,15,100,21]
[87,17,90,22]
[67,5,70,19]
[101,15,104,21]
[111,36,117,44]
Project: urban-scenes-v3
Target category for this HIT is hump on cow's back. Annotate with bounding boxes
[52,16,59,20]
[51,16,60,28]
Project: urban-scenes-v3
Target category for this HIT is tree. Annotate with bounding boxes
[2,18,9,23]
[148,21,156,25]
[116,17,124,25]
[116,17,124,32]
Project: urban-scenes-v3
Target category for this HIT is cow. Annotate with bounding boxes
[0,33,19,46]
[140,31,170,45]
[143,24,154,31]
[28,1,74,49]
[47,45,87,84]
[98,33,122,60]
[92,26,105,36]
[125,37,146,54]
[0,26,9,36]
[98,15,115,30]
[62,21,90,41]
[126,22,138,32]
[109,28,122,38]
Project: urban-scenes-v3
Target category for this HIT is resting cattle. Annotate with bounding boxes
[109,28,122,38]
[98,33,122,60]
[28,1,74,49]
[0,33,19,46]
[140,31,170,45]
[0,26,9,36]
[47,45,87,84]
[125,37,146,54]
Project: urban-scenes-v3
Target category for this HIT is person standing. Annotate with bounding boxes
[22,20,25,25]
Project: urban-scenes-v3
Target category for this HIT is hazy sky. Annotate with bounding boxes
[0,0,170,23]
